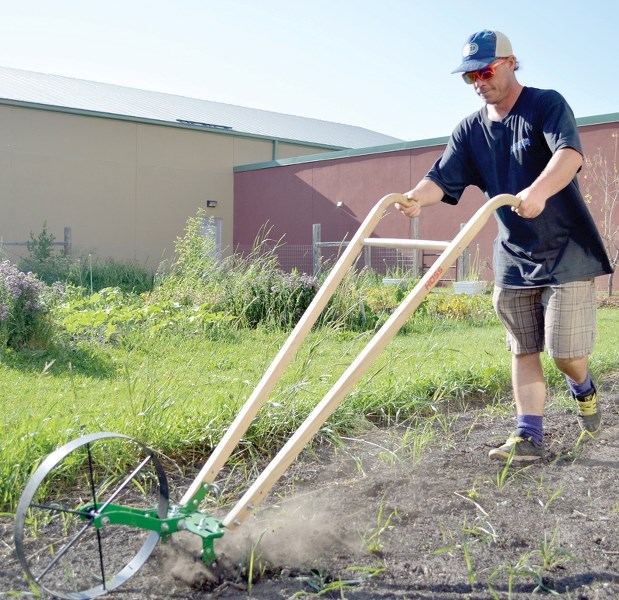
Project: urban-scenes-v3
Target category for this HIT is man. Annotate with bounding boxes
[396,30,613,462]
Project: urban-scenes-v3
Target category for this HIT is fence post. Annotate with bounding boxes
[312,224,321,276]
[64,227,72,257]
[457,223,469,281]
[411,217,420,277]
[364,245,371,270]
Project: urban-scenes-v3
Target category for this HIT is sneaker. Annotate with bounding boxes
[488,429,543,462]
[575,389,601,434]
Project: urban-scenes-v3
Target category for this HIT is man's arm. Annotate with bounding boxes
[513,147,583,219]
[396,178,445,218]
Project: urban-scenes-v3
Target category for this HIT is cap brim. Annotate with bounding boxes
[451,57,496,74]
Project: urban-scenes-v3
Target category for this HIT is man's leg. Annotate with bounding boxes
[490,287,546,461]
[545,280,601,434]
[512,352,546,416]
[553,356,589,383]
[486,352,546,461]
[554,356,601,433]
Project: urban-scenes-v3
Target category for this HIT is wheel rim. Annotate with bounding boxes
[14,432,169,599]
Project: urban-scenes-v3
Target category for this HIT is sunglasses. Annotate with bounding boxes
[462,58,508,84]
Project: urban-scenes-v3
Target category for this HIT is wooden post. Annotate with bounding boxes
[411,217,420,277]
[457,223,470,281]
[63,227,72,257]
[312,223,321,276]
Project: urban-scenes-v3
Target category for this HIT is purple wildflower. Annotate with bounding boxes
[0,260,48,347]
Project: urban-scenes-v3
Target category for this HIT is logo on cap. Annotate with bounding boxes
[463,43,478,57]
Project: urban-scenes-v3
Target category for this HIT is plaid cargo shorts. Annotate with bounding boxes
[492,279,597,358]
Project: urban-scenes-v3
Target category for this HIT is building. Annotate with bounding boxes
[234,115,619,290]
[0,66,401,268]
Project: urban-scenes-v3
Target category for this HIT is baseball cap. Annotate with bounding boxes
[452,30,513,74]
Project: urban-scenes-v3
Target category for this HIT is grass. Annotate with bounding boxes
[0,322,470,508]
[1,305,618,513]
[360,503,397,554]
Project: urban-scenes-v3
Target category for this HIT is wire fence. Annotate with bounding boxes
[0,228,72,262]
[233,242,461,280]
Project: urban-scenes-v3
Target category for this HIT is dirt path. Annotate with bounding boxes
[2,375,618,599]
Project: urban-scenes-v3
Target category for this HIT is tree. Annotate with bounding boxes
[583,131,619,296]
[26,221,57,262]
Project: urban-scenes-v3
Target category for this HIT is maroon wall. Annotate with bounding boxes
[234,122,618,288]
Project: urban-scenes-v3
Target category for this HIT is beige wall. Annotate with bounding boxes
[0,104,329,269]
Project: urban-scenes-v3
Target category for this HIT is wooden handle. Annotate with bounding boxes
[221,193,519,527]
[181,193,407,505]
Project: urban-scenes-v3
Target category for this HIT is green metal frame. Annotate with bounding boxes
[82,500,224,564]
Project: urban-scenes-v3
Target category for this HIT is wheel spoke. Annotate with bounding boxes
[36,521,93,583]
[98,454,153,512]
[95,528,108,591]
[87,441,100,508]
[86,442,108,589]
[30,502,95,517]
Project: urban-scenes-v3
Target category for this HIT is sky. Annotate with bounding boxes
[1,0,617,142]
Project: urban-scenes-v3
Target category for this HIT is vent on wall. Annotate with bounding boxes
[176,119,232,130]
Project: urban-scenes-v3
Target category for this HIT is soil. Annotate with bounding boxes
[2,370,618,600]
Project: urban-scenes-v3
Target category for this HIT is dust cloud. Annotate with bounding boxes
[159,482,374,589]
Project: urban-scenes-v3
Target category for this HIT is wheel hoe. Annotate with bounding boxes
[14,193,519,598]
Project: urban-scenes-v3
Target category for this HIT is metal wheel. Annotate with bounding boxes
[14,432,169,599]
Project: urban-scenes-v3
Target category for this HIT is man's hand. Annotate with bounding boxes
[395,192,422,218]
[512,148,582,219]
[512,187,547,219]
[395,179,444,218]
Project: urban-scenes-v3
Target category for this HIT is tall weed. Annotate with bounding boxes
[69,256,154,294]
[19,222,153,293]
[153,212,318,329]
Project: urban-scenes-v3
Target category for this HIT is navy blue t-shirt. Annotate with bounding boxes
[426,86,613,286]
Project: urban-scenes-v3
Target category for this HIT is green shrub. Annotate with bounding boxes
[55,286,234,343]
[150,208,222,307]
[21,253,154,295]
[18,221,73,285]
[223,266,318,328]
[318,270,416,331]
[153,211,319,329]
[317,273,498,333]
[168,208,218,279]
[317,267,374,331]
[421,291,497,324]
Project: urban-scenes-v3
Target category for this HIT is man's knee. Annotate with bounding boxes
[553,356,588,380]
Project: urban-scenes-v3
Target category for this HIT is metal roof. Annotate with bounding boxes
[0,66,403,149]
